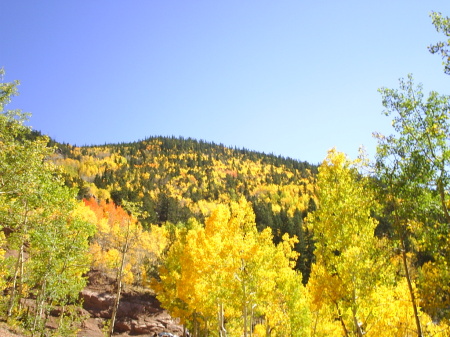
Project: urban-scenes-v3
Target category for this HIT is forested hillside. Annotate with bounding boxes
[3,10,450,337]
[49,136,318,278]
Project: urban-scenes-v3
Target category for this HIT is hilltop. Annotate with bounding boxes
[48,135,318,279]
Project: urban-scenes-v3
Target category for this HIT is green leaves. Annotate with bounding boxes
[376,75,450,225]
[429,12,450,75]
[375,68,450,328]
[0,68,19,113]
[0,71,95,336]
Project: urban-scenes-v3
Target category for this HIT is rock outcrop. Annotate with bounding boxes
[78,270,184,337]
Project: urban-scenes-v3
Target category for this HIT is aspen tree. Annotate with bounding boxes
[154,198,309,337]
[429,11,450,75]
[307,149,391,336]
[0,71,95,336]
[376,74,450,330]
[85,198,167,335]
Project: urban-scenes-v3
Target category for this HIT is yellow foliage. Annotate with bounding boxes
[72,201,98,224]
[154,197,309,336]
[363,279,449,336]
[0,231,7,291]
[419,260,450,319]
[86,199,168,286]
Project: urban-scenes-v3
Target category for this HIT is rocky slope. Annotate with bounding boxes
[78,270,184,337]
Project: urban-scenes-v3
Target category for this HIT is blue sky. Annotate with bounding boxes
[1,1,450,164]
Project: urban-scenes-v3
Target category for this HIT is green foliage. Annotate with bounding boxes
[429,11,450,75]
[374,45,450,330]
[375,74,450,319]
[0,70,95,336]
[5,8,450,333]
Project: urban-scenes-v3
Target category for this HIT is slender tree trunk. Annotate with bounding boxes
[353,312,363,337]
[335,302,349,337]
[108,219,131,337]
[218,303,221,337]
[31,279,47,337]
[352,288,363,337]
[109,277,123,337]
[18,243,24,313]
[58,305,66,331]
[249,304,254,337]
[391,198,423,337]
[401,238,423,337]
[218,302,226,337]
[8,205,29,317]
[265,322,271,337]
[8,242,24,317]
[243,294,248,337]
[312,310,319,337]
[193,312,198,337]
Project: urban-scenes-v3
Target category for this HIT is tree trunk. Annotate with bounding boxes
[352,288,363,337]
[108,219,131,337]
[8,242,24,317]
[58,305,66,331]
[353,313,363,337]
[193,312,199,337]
[401,238,423,337]
[109,277,123,337]
[31,279,47,337]
[335,302,349,337]
[243,290,248,337]
[265,322,271,337]
[249,304,255,337]
[218,302,226,337]
[8,205,29,317]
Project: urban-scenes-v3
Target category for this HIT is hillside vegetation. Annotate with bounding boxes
[3,11,450,337]
[50,136,318,279]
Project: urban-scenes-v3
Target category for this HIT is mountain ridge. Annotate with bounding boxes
[47,134,318,280]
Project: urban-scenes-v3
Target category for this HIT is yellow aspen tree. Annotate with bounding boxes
[177,205,234,336]
[154,198,310,337]
[154,200,256,336]
[307,149,391,337]
[85,198,167,336]
[151,223,196,333]
[254,230,310,337]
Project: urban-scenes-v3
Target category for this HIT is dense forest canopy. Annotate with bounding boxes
[47,135,319,281]
[2,10,450,337]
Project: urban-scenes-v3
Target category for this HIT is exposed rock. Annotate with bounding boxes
[78,318,104,337]
[78,270,185,336]
[81,289,114,319]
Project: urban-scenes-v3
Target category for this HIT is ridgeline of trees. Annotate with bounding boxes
[2,10,450,337]
[49,134,319,281]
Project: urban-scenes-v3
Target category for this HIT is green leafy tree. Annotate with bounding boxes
[0,70,95,336]
[375,74,450,326]
[429,11,450,75]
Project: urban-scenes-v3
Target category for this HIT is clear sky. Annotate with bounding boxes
[1,1,450,164]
